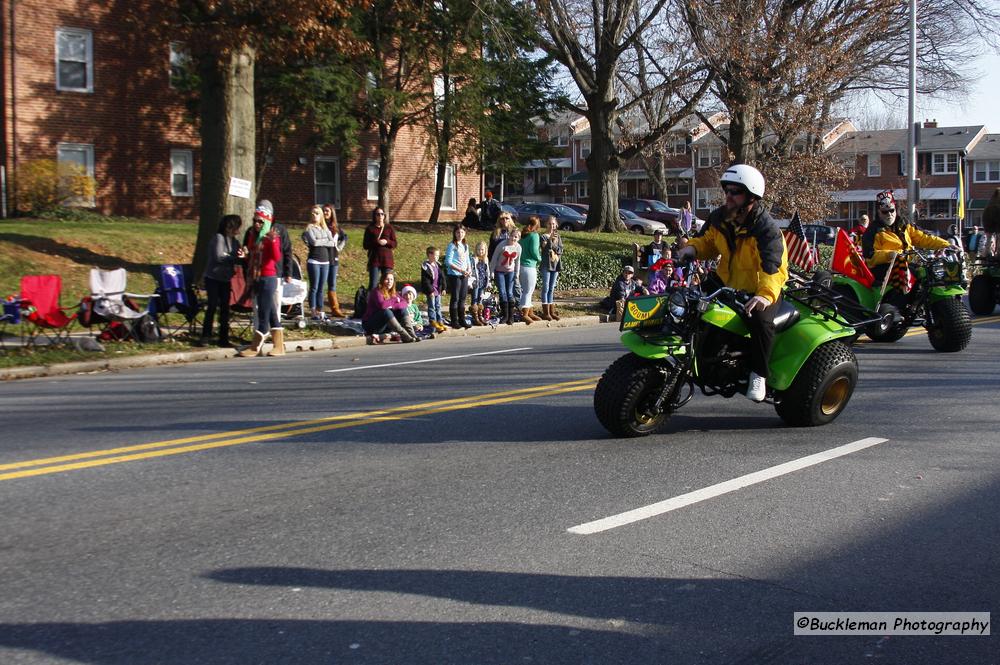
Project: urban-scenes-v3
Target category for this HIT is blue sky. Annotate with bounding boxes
[909,50,1000,129]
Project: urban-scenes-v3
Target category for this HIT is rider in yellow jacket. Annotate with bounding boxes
[862,190,950,284]
[678,164,788,402]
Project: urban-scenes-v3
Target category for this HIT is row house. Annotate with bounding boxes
[0,0,477,223]
[826,121,986,232]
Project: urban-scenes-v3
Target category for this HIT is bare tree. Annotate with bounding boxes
[533,0,713,231]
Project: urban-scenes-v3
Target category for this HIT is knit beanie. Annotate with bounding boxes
[254,200,274,238]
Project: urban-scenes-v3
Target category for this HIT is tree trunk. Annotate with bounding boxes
[584,113,625,232]
[377,126,395,222]
[192,44,256,279]
[728,94,758,166]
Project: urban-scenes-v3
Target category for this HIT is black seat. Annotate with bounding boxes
[773,300,800,333]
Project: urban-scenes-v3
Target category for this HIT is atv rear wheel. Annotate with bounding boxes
[594,353,672,437]
[775,341,858,427]
[865,303,908,342]
[927,297,972,352]
[968,275,997,316]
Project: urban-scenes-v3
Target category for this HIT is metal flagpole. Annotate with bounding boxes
[907,0,918,219]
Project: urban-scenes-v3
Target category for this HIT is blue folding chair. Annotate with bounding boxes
[150,264,201,340]
[0,297,22,350]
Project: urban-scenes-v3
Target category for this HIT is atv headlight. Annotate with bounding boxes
[932,264,946,280]
[668,291,687,321]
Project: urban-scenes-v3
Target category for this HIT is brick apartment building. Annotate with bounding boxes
[516,112,997,232]
[0,0,478,223]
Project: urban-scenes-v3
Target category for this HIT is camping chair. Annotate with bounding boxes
[86,268,158,343]
[227,266,255,342]
[19,275,78,348]
[0,297,23,350]
[150,264,201,340]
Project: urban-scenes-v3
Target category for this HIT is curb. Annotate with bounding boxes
[0,315,605,381]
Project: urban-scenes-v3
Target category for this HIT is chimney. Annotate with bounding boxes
[923,119,938,128]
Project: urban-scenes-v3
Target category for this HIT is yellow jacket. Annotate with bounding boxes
[687,206,789,303]
[866,224,950,267]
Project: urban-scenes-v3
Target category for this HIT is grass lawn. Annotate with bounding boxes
[0,214,646,367]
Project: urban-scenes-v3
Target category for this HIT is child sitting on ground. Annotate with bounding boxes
[401,285,434,339]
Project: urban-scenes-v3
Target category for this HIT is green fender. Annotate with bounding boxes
[928,285,967,302]
[768,305,856,391]
[831,275,881,310]
[620,331,687,360]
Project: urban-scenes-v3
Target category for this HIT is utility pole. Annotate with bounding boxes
[907,0,918,219]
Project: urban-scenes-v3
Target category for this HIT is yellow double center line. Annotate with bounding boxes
[901,313,1000,338]
[0,378,599,482]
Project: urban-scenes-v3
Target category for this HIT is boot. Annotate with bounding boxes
[267,327,285,356]
[527,307,541,322]
[550,304,561,321]
[521,307,533,325]
[239,330,267,357]
[458,305,471,329]
[433,320,447,333]
[538,304,552,321]
[471,304,484,326]
[387,315,417,343]
[328,290,345,318]
[504,301,514,325]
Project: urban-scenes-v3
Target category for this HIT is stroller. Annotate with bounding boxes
[279,256,308,329]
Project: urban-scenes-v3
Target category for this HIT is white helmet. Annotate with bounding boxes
[720,164,765,199]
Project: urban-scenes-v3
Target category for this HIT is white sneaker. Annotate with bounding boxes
[745,372,767,402]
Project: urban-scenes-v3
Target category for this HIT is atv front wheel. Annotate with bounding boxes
[594,353,672,437]
[865,303,908,342]
[775,341,858,427]
[927,297,972,352]
[968,275,997,316]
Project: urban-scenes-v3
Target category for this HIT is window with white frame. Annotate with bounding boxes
[932,152,958,175]
[578,181,589,199]
[867,153,881,177]
[366,159,380,200]
[57,142,95,206]
[169,42,192,89]
[170,150,193,196]
[696,187,722,210]
[669,135,687,155]
[550,129,569,146]
[436,163,456,210]
[315,157,341,208]
[698,146,721,168]
[580,139,591,159]
[974,160,1000,182]
[56,28,93,92]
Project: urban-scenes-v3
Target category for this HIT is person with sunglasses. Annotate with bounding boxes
[676,164,788,402]
[862,189,950,287]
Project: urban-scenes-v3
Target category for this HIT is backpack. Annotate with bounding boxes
[353,286,368,319]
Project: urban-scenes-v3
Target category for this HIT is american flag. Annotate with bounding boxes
[783,212,817,271]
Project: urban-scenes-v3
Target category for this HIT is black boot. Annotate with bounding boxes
[387,315,417,343]
[458,305,471,329]
[449,302,461,329]
[503,301,513,325]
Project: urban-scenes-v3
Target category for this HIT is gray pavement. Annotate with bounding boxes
[0,319,997,664]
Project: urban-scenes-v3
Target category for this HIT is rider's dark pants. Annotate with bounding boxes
[748,297,781,378]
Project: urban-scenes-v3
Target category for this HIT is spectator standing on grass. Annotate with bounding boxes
[518,216,542,322]
[322,204,348,317]
[198,214,244,348]
[363,207,397,291]
[680,201,694,236]
[445,224,473,329]
[488,212,515,260]
[421,246,447,333]
[538,216,563,321]
[469,241,491,326]
[491,227,522,325]
[242,199,291,351]
[239,205,284,357]
[301,205,336,320]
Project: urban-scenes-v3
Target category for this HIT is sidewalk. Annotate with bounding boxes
[0,315,605,381]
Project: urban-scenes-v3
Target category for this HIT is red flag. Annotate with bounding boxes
[782,212,817,271]
[831,228,875,288]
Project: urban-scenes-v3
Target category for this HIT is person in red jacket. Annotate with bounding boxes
[239,203,284,357]
[363,207,397,291]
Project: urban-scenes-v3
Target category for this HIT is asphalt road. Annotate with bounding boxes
[0,317,998,664]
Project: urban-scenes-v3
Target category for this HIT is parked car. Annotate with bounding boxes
[619,209,668,235]
[562,203,590,216]
[801,224,837,246]
[514,202,587,231]
[500,202,518,216]
[619,198,681,230]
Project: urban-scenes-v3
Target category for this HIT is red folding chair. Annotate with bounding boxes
[19,275,79,347]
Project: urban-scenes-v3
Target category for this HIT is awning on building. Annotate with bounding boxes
[522,158,572,169]
[564,167,693,183]
[619,169,648,180]
[566,171,589,183]
[919,187,957,200]
[968,198,990,210]
[832,189,909,202]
